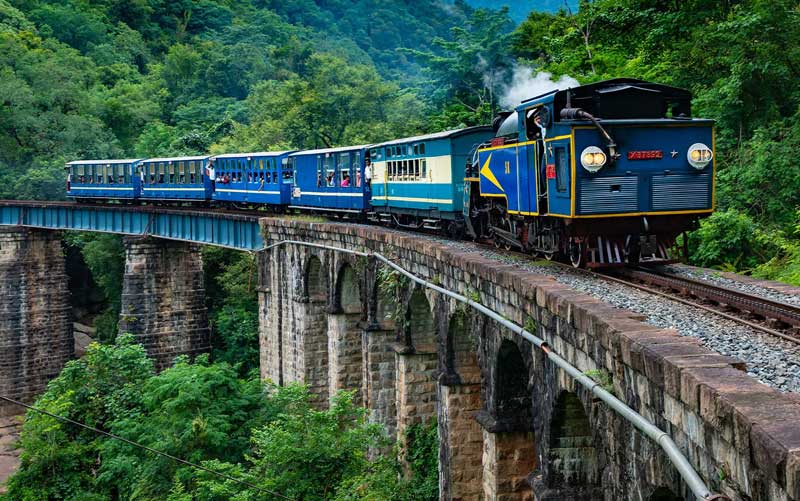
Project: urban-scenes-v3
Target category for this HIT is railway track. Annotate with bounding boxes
[602,266,800,344]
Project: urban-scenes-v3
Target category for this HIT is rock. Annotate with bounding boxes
[74,331,94,358]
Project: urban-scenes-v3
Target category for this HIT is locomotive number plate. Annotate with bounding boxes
[627,150,663,160]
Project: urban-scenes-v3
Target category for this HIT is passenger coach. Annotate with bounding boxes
[66,159,143,202]
[370,127,493,234]
[138,156,212,201]
[211,151,295,207]
[289,145,370,213]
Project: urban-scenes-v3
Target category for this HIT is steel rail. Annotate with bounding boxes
[627,268,800,327]
[608,268,800,344]
[260,238,724,501]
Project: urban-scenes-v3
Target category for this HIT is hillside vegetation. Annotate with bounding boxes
[2,1,800,500]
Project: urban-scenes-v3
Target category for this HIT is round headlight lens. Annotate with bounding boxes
[687,143,713,169]
[580,146,607,172]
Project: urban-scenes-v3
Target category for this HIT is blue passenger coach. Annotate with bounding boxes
[66,159,143,201]
[289,145,370,213]
[211,151,295,207]
[370,127,493,231]
[138,156,212,201]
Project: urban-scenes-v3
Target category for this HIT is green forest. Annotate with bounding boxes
[1,0,799,499]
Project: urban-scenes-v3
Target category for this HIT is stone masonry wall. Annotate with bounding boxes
[118,237,210,371]
[258,218,800,501]
[0,228,72,416]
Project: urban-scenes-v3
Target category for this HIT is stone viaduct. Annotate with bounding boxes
[1,217,799,500]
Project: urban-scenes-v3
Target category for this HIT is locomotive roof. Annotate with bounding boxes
[141,155,210,162]
[373,126,493,147]
[290,145,370,156]
[212,151,294,159]
[518,78,691,109]
[515,78,694,120]
[67,159,143,165]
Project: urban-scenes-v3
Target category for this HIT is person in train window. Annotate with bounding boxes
[258,174,265,191]
[356,170,361,187]
[265,172,271,184]
[341,173,350,187]
[365,159,372,187]
[223,173,230,184]
[327,172,334,186]
[317,172,322,187]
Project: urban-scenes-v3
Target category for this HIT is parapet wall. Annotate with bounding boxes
[258,217,800,501]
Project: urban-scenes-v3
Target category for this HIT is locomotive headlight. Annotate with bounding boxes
[580,146,607,172]
[687,143,713,169]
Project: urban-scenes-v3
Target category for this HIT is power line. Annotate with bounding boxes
[0,395,293,501]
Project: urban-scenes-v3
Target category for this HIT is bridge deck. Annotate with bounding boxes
[0,201,264,251]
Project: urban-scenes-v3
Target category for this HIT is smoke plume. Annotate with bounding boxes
[499,67,579,109]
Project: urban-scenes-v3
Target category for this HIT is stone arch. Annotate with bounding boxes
[546,390,599,489]
[648,486,682,501]
[406,286,435,351]
[304,255,326,302]
[334,262,361,314]
[495,339,532,424]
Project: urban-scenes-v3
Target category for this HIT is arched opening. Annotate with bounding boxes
[496,340,532,422]
[396,287,438,455]
[305,255,326,302]
[649,486,682,501]
[547,391,598,488]
[336,264,361,314]
[407,287,435,350]
[328,262,364,403]
[482,338,535,500]
[438,309,483,501]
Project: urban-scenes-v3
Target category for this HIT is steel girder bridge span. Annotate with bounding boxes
[0,201,264,251]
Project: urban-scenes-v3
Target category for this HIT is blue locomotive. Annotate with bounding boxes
[66,78,714,267]
[469,78,714,266]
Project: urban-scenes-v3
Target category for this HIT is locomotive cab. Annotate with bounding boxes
[473,78,715,266]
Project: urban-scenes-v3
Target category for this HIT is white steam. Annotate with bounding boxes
[498,67,580,109]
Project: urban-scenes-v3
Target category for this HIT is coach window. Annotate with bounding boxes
[414,159,420,179]
[420,143,426,155]
[339,152,350,187]
[555,147,568,193]
[167,162,175,183]
[421,159,427,180]
[116,164,125,184]
[325,154,335,187]
[353,152,361,187]
[414,144,419,155]
[408,145,413,156]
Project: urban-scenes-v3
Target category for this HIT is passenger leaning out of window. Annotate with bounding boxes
[341,173,350,187]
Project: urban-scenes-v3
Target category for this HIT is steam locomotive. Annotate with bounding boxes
[66,79,715,267]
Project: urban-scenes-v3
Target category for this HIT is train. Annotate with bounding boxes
[66,78,715,267]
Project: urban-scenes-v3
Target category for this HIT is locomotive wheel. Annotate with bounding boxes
[500,218,513,251]
[569,239,584,268]
[543,251,555,261]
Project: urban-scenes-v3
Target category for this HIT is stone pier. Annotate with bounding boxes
[0,228,72,416]
[117,237,210,371]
